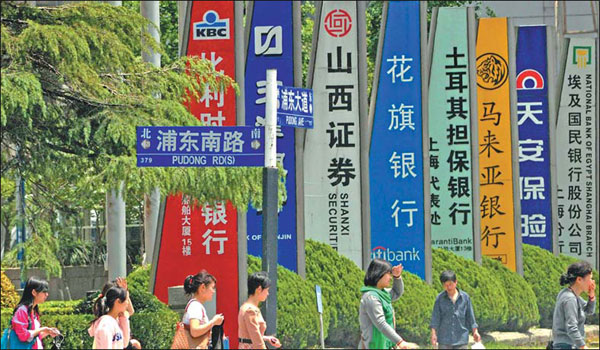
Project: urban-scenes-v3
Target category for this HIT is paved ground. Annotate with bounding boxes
[477,325,599,347]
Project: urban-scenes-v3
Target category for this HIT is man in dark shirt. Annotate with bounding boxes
[430,270,481,349]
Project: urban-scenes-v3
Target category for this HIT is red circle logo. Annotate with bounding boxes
[324,9,352,38]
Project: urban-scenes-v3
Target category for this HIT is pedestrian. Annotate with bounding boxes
[359,259,418,349]
[179,271,224,349]
[238,271,282,349]
[93,277,141,349]
[8,277,61,349]
[551,260,596,349]
[430,270,480,349]
[88,285,129,349]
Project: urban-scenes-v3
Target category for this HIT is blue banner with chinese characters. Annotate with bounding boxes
[245,0,297,271]
[136,126,264,167]
[516,26,553,251]
[277,86,314,128]
[369,1,425,279]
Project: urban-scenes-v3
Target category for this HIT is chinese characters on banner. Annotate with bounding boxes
[304,1,363,267]
[516,26,553,252]
[476,18,518,271]
[556,39,597,268]
[245,1,298,271]
[153,2,240,347]
[369,1,425,278]
[428,7,475,259]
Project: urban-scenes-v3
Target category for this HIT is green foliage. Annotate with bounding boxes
[305,240,362,347]
[523,244,599,327]
[39,314,95,349]
[482,257,539,332]
[39,300,80,315]
[247,255,329,349]
[432,248,509,331]
[301,1,315,87]
[130,309,179,349]
[1,271,19,310]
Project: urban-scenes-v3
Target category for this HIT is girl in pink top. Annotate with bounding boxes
[88,286,129,349]
[11,277,61,349]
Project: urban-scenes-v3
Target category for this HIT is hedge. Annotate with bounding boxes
[247,255,330,349]
[432,248,509,331]
[1,271,19,309]
[482,257,539,332]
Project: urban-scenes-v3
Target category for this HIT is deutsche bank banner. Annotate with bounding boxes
[516,26,553,252]
[277,86,314,128]
[369,1,425,278]
[245,0,298,271]
[136,126,264,167]
[556,38,597,268]
[428,7,475,260]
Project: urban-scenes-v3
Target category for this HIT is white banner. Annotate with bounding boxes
[304,1,363,267]
[556,38,597,268]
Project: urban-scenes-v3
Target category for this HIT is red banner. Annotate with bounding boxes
[153,2,239,347]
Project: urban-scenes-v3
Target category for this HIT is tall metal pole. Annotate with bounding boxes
[141,0,161,266]
[262,69,279,335]
[16,175,26,287]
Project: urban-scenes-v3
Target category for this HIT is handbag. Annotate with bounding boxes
[170,300,211,349]
[209,320,225,350]
[0,311,37,350]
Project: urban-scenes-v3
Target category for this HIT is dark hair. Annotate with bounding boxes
[94,279,121,316]
[248,271,271,296]
[90,286,127,325]
[440,270,457,284]
[364,259,393,287]
[184,270,216,295]
[560,261,593,286]
[13,276,49,318]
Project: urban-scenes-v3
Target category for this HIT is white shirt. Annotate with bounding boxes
[182,299,209,325]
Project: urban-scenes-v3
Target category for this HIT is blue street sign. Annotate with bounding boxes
[245,0,298,272]
[277,86,314,128]
[315,285,323,314]
[136,126,264,167]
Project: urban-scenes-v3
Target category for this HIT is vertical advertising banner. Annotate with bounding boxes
[153,2,240,346]
[428,7,475,259]
[369,1,425,278]
[516,26,553,252]
[556,38,597,268]
[476,18,518,271]
[245,1,297,271]
[305,1,363,267]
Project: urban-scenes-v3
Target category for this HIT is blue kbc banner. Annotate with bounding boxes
[245,1,297,271]
[516,26,553,251]
[369,1,425,278]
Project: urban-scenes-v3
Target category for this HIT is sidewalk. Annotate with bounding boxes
[478,325,599,347]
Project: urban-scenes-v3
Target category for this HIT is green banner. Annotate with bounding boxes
[428,7,475,259]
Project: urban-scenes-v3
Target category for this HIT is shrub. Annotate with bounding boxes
[130,309,179,349]
[40,314,94,349]
[248,255,330,349]
[305,240,363,347]
[393,270,437,344]
[1,271,19,310]
[482,256,539,332]
[432,248,509,331]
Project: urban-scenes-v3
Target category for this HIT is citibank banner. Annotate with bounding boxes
[428,7,475,260]
[369,1,425,279]
[556,38,597,268]
[516,25,553,252]
[245,1,297,272]
[305,1,363,267]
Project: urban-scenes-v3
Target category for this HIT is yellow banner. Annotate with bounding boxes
[476,18,517,271]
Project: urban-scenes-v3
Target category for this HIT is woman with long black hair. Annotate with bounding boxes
[11,277,61,349]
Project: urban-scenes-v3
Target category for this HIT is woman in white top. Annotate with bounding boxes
[182,271,225,340]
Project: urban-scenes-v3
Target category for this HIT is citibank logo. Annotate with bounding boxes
[516,69,544,90]
[193,10,230,40]
[371,246,421,262]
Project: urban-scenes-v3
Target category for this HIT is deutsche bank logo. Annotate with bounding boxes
[254,26,282,56]
[194,10,230,40]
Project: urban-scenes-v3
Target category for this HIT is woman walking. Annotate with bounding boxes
[10,277,61,349]
[238,272,281,349]
[552,260,596,349]
[95,277,141,349]
[359,259,417,349]
[88,285,129,349]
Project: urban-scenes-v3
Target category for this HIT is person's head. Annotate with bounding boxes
[440,270,458,294]
[248,271,271,302]
[184,270,217,303]
[91,286,128,324]
[14,276,49,316]
[364,259,393,289]
[560,261,593,291]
